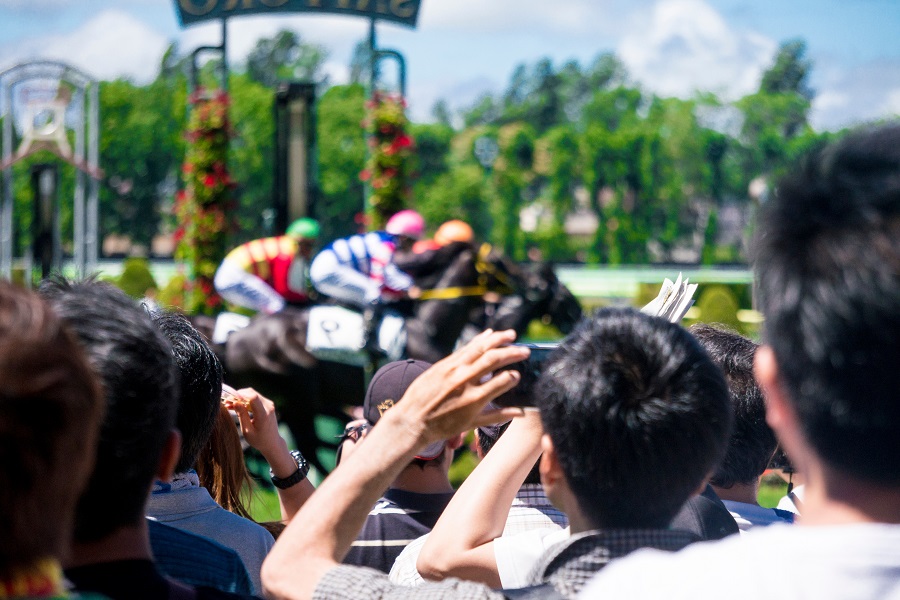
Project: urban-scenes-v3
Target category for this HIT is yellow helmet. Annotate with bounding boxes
[434,220,474,246]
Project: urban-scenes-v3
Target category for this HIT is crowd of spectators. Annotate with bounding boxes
[1,123,897,600]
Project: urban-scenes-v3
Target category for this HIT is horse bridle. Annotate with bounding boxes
[415,244,517,301]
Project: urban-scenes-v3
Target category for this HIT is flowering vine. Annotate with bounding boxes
[173,89,236,315]
[360,91,415,229]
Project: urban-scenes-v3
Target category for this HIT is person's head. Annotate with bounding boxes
[286,217,320,259]
[0,282,103,575]
[690,324,773,489]
[386,210,425,251]
[434,220,474,247]
[753,124,900,486]
[39,277,178,543]
[363,359,461,468]
[537,308,732,529]
[152,311,223,474]
[475,356,545,484]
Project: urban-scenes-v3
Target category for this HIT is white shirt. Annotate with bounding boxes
[579,523,900,600]
[494,526,570,589]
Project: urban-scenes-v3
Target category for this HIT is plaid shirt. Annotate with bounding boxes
[503,484,568,536]
[314,528,698,600]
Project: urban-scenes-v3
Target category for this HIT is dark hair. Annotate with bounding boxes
[690,324,774,488]
[754,124,900,484]
[476,421,542,485]
[0,282,103,575]
[537,308,732,529]
[152,311,224,473]
[39,277,177,542]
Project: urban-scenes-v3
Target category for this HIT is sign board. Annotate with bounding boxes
[175,0,421,27]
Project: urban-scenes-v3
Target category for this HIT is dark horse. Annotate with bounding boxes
[200,244,581,472]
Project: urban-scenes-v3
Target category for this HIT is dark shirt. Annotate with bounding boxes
[148,518,254,595]
[66,559,260,600]
[670,484,740,541]
[343,487,455,574]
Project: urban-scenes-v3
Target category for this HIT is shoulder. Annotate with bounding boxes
[317,565,502,600]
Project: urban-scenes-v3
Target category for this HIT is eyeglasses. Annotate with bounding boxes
[334,422,369,467]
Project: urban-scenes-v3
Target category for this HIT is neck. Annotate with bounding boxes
[798,462,900,526]
[65,522,153,569]
[712,482,759,505]
[391,460,454,494]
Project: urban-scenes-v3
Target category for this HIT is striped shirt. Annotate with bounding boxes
[324,231,413,292]
[342,488,455,574]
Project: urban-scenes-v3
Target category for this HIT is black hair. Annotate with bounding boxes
[39,277,178,542]
[690,324,774,488]
[152,311,224,473]
[537,308,732,529]
[476,421,542,485]
[0,281,103,574]
[754,124,900,484]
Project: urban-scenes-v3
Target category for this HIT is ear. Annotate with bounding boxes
[155,429,182,482]
[539,434,565,496]
[755,346,806,471]
[447,432,466,451]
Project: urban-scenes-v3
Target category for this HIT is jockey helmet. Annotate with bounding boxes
[434,220,474,246]
[286,218,320,240]
[385,210,425,240]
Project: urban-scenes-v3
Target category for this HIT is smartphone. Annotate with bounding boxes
[491,343,559,408]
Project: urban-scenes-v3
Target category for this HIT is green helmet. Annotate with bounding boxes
[286,218,320,239]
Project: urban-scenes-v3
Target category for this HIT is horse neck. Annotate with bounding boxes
[409,250,481,357]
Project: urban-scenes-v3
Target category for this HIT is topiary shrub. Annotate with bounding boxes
[117,257,157,300]
[157,272,188,311]
[695,284,742,332]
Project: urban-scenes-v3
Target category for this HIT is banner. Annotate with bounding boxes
[175,0,421,28]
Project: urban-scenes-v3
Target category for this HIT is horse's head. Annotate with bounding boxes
[486,259,582,336]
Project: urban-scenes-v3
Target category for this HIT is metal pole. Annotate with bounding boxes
[74,87,85,274]
[221,18,229,92]
[364,18,378,223]
[1,83,13,279]
[87,81,99,271]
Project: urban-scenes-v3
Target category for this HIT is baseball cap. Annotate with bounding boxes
[363,359,446,460]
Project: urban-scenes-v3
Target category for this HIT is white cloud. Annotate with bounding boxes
[617,0,775,99]
[810,60,900,130]
[0,9,168,82]
[419,0,628,37]
[882,89,900,116]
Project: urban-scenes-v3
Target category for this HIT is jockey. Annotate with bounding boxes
[214,217,320,314]
[412,219,474,254]
[309,210,425,351]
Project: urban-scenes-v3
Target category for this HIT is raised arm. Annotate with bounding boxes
[261,329,529,600]
[416,410,544,587]
[226,388,315,521]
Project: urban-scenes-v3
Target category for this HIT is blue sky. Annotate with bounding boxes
[0,0,898,129]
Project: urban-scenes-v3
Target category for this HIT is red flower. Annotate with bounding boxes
[359,169,372,182]
[394,135,413,149]
[203,174,216,188]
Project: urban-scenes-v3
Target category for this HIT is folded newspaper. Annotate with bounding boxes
[640,273,698,323]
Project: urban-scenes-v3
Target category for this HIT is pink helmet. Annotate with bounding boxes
[385,210,425,240]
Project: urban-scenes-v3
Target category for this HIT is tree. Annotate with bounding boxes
[316,84,367,240]
[760,39,813,100]
[246,30,327,87]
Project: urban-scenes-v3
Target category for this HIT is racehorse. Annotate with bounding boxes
[200,243,582,473]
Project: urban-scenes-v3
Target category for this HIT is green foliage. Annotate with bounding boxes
[317,84,367,240]
[695,285,742,331]
[157,272,188,311]
[245,30,327,87]
[116,257,157,299]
